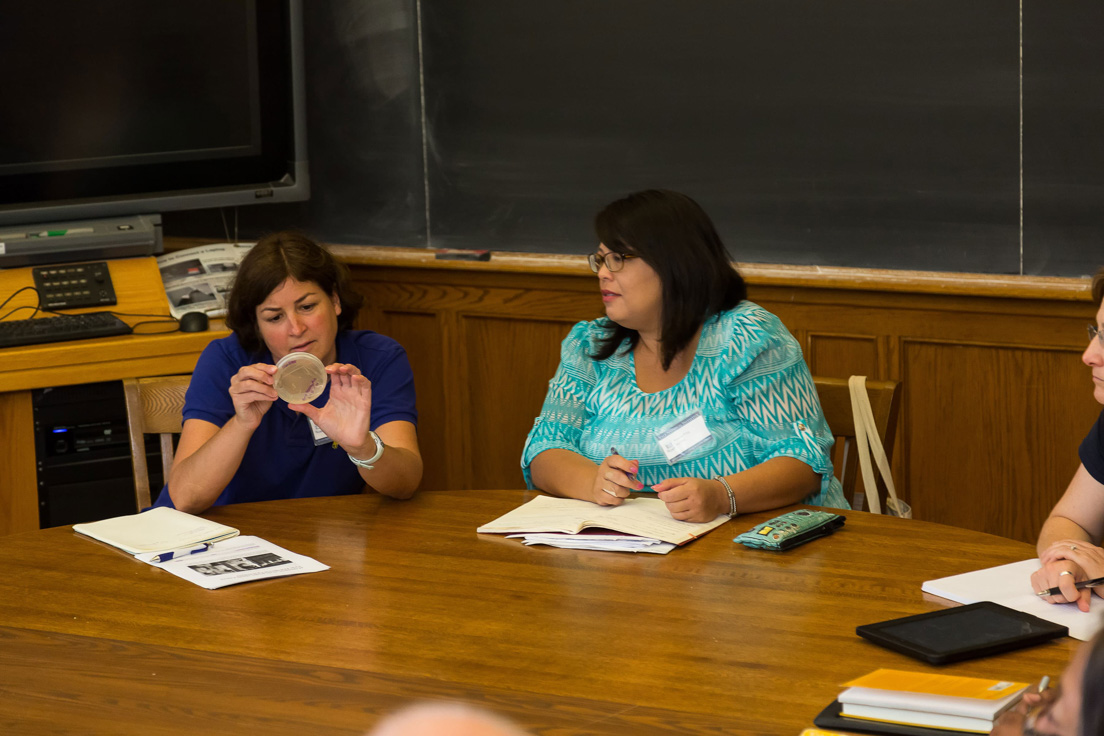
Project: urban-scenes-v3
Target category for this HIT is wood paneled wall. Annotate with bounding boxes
[337,247,1096,544]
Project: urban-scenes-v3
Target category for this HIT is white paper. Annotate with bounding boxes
[922,558,1104,641]
[506,532,676,554]
[141,535,329,590]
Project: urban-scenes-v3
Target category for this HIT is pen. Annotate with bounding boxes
[610,447,637,482]
[152,543,212,563]
[1036,575,1104,597]
[1036,675,1049,693]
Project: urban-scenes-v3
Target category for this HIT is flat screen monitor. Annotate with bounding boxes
[0,0,307,264]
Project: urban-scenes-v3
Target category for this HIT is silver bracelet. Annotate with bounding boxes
[714,475,737,516]
[347,430,385,470]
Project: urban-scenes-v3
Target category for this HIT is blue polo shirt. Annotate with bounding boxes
[1080,408,1104,484]
[153,330,417,508]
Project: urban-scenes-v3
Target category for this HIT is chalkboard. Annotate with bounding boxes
[168,0,427,246]
[169,1,1104,278]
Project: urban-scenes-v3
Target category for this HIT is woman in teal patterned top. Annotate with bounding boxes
[522,190,847,522]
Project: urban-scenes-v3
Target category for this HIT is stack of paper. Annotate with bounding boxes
[836,669,1029,734]
[506,532,675,554]
[477,495,729,551]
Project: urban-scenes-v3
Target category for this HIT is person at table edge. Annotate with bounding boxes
[1033,267,1104,612]
[522,189,846,522]
[156,232,423,513]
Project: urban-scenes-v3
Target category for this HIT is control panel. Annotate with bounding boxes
[31,261,117,309]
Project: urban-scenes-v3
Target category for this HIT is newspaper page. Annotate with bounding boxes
[157,242,253,319]
[138,535,328,590]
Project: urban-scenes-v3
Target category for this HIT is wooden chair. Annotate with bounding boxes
[123,375,191,510]
[813,376,902,512]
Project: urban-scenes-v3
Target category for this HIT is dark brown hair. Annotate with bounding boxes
[1093,267,1104,308]
[225,231,363,355]
[590,189,747,370]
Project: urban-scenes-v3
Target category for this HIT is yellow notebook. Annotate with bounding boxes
[836,669,1030,733]
[844,669,1028,700]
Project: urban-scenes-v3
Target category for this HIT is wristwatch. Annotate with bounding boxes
[347,430,385,470]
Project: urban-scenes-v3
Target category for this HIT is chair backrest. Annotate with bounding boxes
[813,375,902,512]
[123,375,191,511]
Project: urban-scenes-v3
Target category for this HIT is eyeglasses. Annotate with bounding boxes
[587,251,639,274]
[1089,324,1104,347]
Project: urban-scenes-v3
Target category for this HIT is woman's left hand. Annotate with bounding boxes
[288,363,373,451]
[652,477,728,522]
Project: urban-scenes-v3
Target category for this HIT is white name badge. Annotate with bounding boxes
[308,418,333,446]
[655,410,713,464]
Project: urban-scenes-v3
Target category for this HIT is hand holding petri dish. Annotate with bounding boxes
[273,352,327,404]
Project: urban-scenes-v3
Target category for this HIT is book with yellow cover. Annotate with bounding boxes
[835,669,1029,734]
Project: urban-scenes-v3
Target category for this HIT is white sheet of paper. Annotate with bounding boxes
[141,535,329,590]
[506,532,676,554]
[922,558,1104,641]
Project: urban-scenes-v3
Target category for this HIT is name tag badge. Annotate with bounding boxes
[655,410,713,464]
[308,418,333,446]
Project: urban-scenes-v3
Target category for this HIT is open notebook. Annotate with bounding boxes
[477,495,729,547]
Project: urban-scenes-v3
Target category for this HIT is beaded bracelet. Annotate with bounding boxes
[714,475,737,516]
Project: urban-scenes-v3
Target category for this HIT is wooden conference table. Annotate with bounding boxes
[0,490,1077,735]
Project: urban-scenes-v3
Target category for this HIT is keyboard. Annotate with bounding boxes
[0,311,132,348]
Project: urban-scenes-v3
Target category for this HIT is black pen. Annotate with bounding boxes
[1036,575,1104,597]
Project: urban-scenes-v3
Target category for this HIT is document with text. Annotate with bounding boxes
[140,535,329,590]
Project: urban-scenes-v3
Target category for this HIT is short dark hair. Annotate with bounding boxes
[1093,268,1104,308]
[590,189,747,370]
[225,231,363,355]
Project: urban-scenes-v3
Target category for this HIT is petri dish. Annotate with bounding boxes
[274,351,327,404]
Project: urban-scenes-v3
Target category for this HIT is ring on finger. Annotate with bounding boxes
[601,487,618,497]
[1059,570,1074,577]
[1070,544,1078,551]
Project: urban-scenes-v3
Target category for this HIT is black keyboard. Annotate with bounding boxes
[0,311,132,348]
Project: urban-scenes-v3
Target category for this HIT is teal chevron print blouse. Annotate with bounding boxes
[521,302,848,509]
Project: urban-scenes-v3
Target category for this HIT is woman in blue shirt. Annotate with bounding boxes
[1032,268,1104,611]
[522,190,846,522]
[160,232,422,512]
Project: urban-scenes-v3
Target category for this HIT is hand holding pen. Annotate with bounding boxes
[1033,541,1104,612]
[1035,575,1104,598]
[990,676,1051,736]
[591,447,641,506]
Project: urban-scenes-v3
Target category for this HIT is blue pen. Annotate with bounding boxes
[152,543,212,563]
